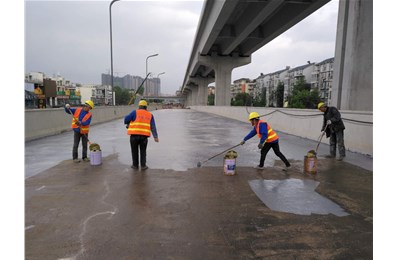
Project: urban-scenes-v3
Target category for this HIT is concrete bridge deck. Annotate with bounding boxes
[25,109,373,259]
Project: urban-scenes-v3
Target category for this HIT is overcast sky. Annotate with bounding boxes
[25,0,339,95]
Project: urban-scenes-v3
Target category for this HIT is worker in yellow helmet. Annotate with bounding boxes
[240,112,291,170]
[64,100,94,163]
[317,102,346,161]
[124,99,159,170]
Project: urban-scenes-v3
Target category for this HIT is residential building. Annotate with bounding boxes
[284,63,314,103]
[266,67,289,107]
[102,73,160,96]
[231,78,253,98]
[312,57,334,104]
[25,71,81,108]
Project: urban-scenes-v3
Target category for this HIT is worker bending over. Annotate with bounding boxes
[240,112,291,170]
[318,102,346,161]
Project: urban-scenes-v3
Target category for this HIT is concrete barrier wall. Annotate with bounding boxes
[25,105,160,141]
[189,106,373,156]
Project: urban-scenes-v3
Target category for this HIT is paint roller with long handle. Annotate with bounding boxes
[315,121,331,154]
[197,143,242,168]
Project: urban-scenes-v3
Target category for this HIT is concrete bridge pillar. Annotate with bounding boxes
[184,88,192,106]
[199,54,251,106]
[190,85,199,106]
[189,77,215,105]
[332,0,373,111]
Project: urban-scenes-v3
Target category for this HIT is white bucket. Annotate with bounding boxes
[90,150,102,166]
[224,158,236,176]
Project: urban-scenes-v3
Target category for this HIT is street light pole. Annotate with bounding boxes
[109,0,120,106]
[157,72,165,96]
[145,53,159,95]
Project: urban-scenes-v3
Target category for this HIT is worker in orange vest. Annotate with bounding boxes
[124,100,159,170]
[240,112,291,170]
[65,100,94,163]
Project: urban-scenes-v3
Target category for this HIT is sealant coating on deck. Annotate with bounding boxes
[249,178,349,216]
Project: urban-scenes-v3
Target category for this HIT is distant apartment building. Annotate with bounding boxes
[255,73,269,100]
[25,71,120,108]
[102,73,160,96]
[25,71,81,108]
[231,78,254,98]
[76,84,111,106]
[312,57,334,104]
[144,78,161,96]
[266,67,289,107]
[253,58,333,107]
[284,62,315,102]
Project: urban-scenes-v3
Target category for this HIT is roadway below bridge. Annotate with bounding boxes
[25,109,373,259]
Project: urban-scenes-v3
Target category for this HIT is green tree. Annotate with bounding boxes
[275,82,284,107]
[208,93,215,105]
[252,88,266,107]
[288,77,320,109]
[114,86,132,105]
[231,92,252,106]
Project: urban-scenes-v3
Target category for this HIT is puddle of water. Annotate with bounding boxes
[248,178,349,216]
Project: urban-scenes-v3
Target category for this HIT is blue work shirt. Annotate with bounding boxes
[243,121,278,145]
[65,107,92,133]
[124,109,158,138]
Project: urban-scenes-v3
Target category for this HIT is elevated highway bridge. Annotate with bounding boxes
[180,0,373,111]
[181,0,330,106]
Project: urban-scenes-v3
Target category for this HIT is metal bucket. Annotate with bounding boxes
[304,155,317,174]
[224,150,238,176]
[224,158,236,176]
[90,150,102,166]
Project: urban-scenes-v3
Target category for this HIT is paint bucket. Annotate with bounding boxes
[224,150,237,176]
[304,155,317,174]
[90,150,102,166]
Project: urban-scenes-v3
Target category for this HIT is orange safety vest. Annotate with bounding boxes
[256,120,279,143]
[127,109,152,136]
[71,107,92,134]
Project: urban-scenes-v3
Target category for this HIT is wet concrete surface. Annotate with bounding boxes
[25,109,373,259]
[249,178,349,216]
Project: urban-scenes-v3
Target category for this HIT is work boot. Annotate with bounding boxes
[283,165,291,171]
[325,155,336,159]
[73,159,81,163]
[337,156,345,161]
[254,165,264,169]
[141,165,148,170]
[131,165,139,170]
[82,158,90,162]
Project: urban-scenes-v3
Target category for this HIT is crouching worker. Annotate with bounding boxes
[240,112,291,170]
[124,100,159,170]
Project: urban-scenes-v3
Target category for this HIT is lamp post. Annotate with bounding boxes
[109,0,120,106]
[157,72,165,96]
[145,53,159,95]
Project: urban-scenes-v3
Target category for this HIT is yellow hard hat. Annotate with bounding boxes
[317,102,325,110]
[138,100,148,107]
[85,100,94,109]
[248,112,260,121]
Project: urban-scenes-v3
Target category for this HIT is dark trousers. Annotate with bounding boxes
[329,130,346,157]
[73,131,88,160]
[259,142,290,167]
[130,135,148,167]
